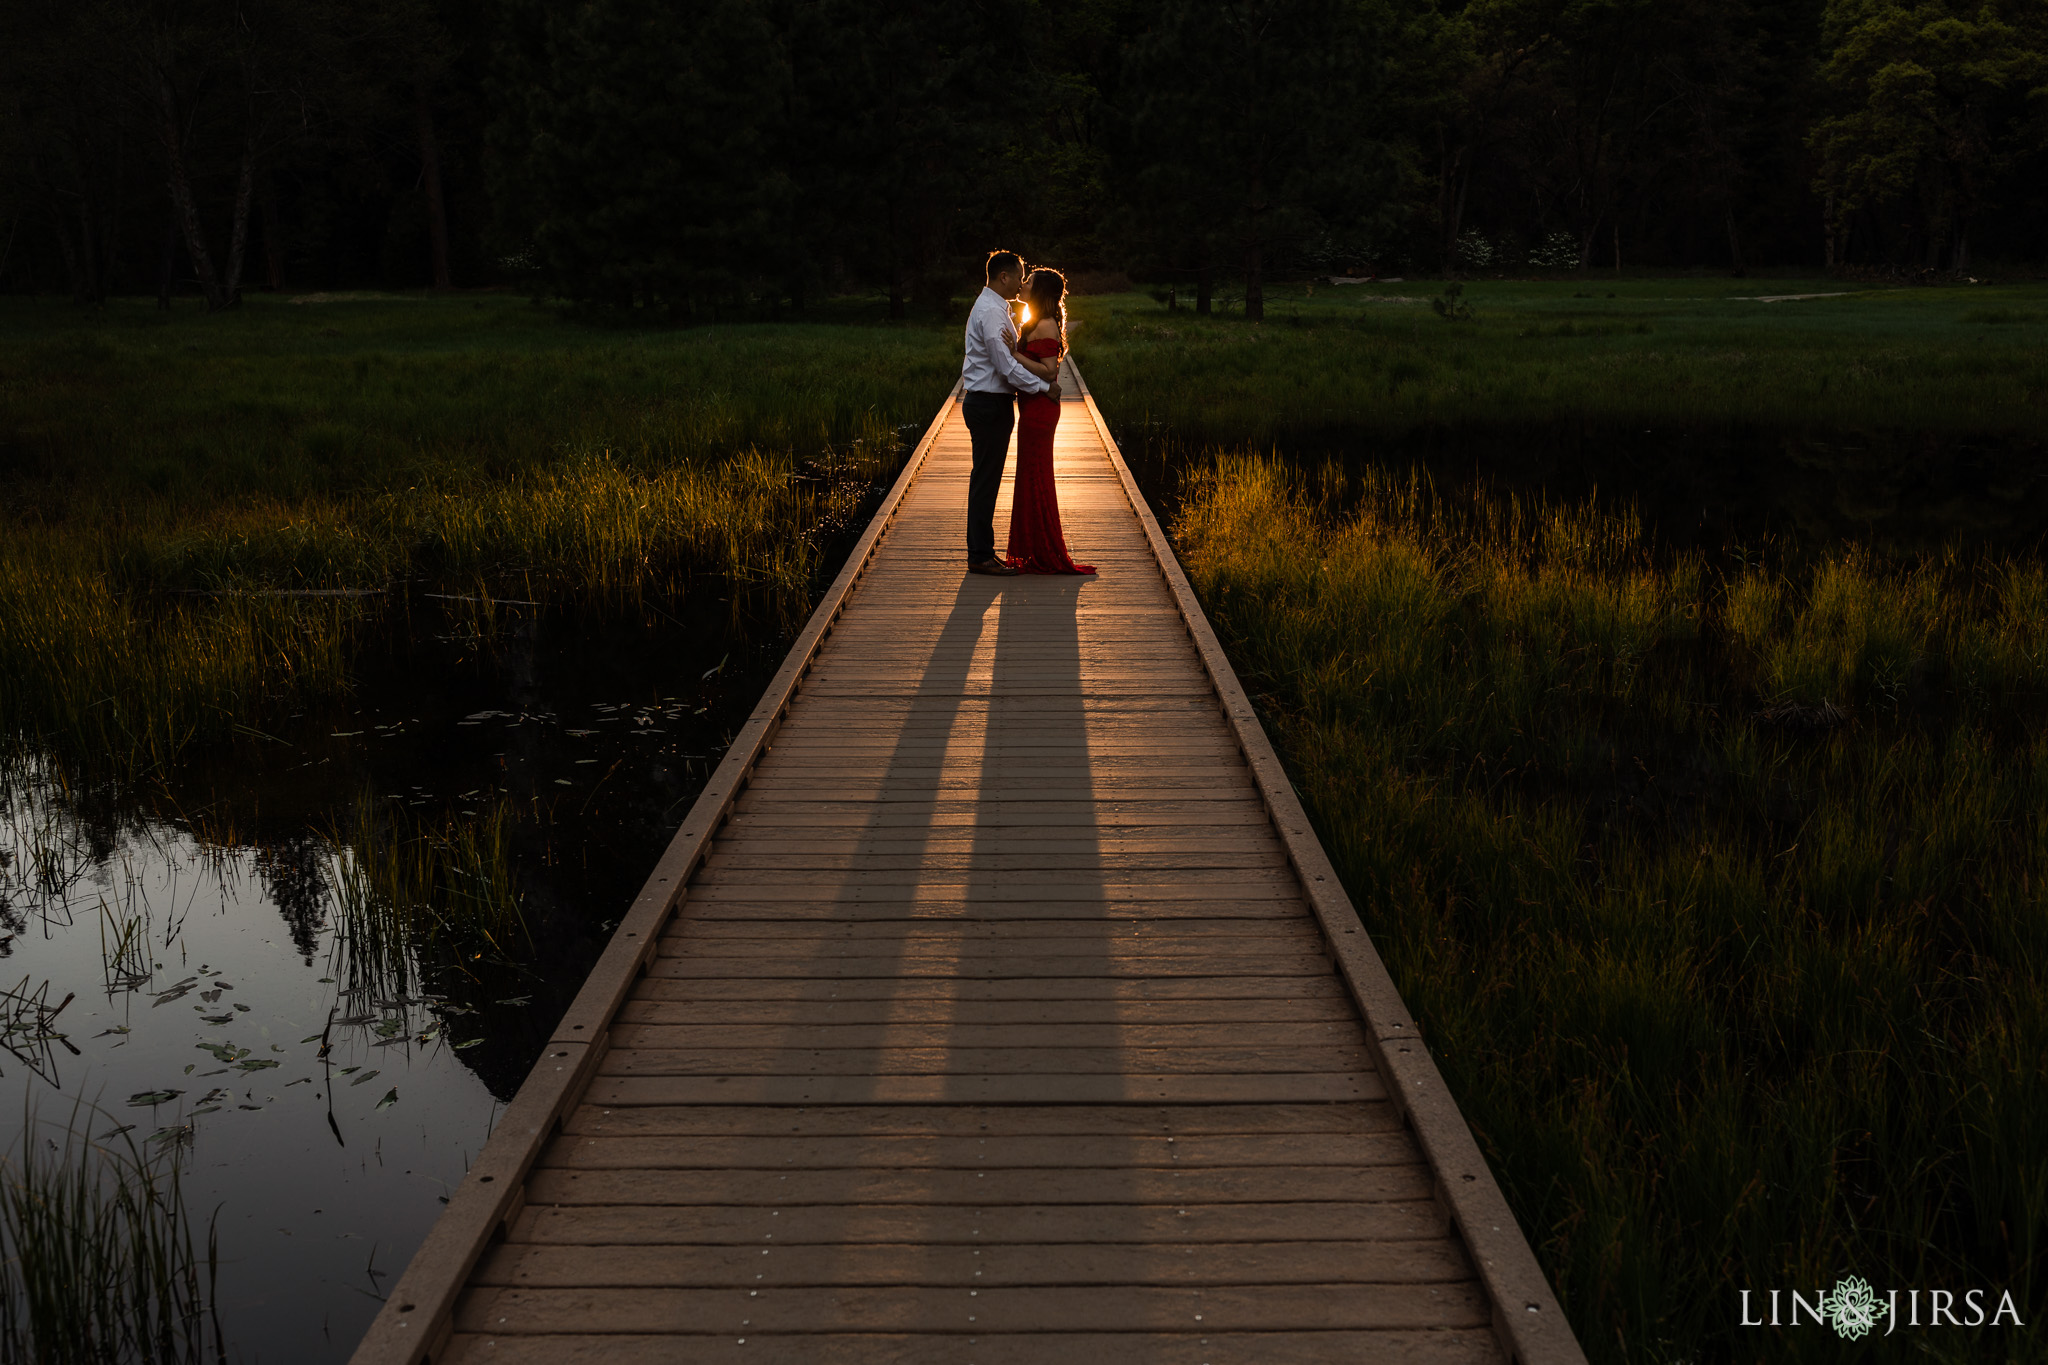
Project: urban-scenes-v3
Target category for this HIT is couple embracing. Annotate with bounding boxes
[960,250,1095,578]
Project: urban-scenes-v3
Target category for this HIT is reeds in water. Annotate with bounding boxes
[1177,452,2048,1361]
[324,793,527,1002]
[0,1103,221,1364]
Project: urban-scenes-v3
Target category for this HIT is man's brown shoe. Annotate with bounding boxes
[967,558,1019,577]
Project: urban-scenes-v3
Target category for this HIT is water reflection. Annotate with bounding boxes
[0,593,811,1360]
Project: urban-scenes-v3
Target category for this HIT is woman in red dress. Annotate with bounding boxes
[1003,268,1095,575]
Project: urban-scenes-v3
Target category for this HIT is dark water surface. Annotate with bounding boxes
[1,446,911,1361]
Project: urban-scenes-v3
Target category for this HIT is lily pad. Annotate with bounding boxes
[374,1088,398,1110]
[454,1038,484,1049]
[348,1069,381,1087]
[235,1058,280,1072]
[126,1089,182,1106]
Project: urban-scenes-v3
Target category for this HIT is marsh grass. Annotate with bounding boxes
[0,1101,222,1364]
[324,792,526,1001]
[0,295,952,774]
[1074,281,2048,447]
[1177,453,2048,1361]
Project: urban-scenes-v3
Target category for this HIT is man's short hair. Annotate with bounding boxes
[985,250,1023,281]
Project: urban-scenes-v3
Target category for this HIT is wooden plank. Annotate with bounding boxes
[452,1281,1492,1334]
[472,1239,1473,1288]
[584,1073,1383,1107]
[613,999,1361,1026]
[677,902,1313,923]
[672,920,1322,941]
[704,832,1286,851]
[442,1329,1504,1365]
[601,1023,1360,1052]
[699,851,1289,871]
[657,938,1322,961]
[678,880,1300,901]
[646,956,1336,980]
[539,1130,1419,1171]
[558,1103,1403,1138]
[630,976,1354,1002]
[595,1044,1374,1077]
[510,1198,1453,1245]
[521,1164,1435,1208]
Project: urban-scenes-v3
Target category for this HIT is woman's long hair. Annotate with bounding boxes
[1024,268,1066,359]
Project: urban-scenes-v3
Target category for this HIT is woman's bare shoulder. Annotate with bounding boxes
[1026,318,1060,341]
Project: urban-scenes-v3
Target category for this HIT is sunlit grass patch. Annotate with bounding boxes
[1176,453,2048,1361]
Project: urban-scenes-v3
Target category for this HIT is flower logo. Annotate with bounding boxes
[1823,1276,1887,1340]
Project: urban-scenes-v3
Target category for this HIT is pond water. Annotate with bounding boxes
[1,443,912,1361]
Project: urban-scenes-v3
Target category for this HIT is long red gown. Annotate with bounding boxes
[1005,337,1096,575]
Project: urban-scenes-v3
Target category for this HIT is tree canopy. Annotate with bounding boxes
[2,0,2043,310]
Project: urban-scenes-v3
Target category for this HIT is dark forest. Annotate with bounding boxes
[4,0,2045,318]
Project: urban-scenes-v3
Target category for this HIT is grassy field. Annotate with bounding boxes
[0,293,958,772]
[1073,278,2048,446]
[1175,454,2048,1362]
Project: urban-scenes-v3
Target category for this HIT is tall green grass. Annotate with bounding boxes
[0,295,955,773]
[1177,454,2048,1361]
[0,1104,221,1364]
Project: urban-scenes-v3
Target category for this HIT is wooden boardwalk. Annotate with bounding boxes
[356,366,1585,1365]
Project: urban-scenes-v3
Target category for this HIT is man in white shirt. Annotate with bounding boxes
[961,250,1061,575]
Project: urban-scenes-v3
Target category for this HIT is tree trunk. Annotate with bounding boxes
[1196,261,1212,315]
[47,194,84,301]
[886,204,904,319]
[1244,239,1264,321]
[261,177,285,289]
[1724,208,1745,277]
[224,141,255,307]
[0,213,19,286]
[157,76,225,311]
[416,84,452,289]
[78,197,102,302]
[158,212,178,308]
[1612,223,1621,274]
[1439,138,1465,277]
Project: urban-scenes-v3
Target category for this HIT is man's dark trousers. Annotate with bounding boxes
[962,389,1015,563]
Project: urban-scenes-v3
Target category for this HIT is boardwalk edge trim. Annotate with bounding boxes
[1068,361,1588,1365]
[347,383,963,1365]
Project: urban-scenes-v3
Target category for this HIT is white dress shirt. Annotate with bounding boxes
[961,286,1050,395]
